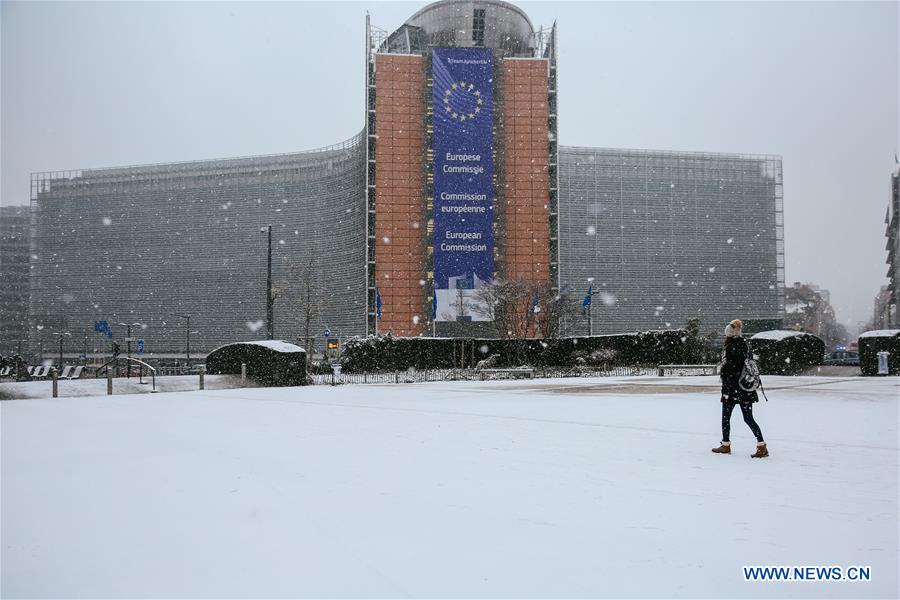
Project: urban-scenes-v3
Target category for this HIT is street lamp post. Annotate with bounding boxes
[177,315,192,369]
[259,225,275,340]
[117,322,142,378]
[55,332,71,370]
[190,330,200,370]
[260,225,274,340]
[588,302,593,336]
[267,225,273,340]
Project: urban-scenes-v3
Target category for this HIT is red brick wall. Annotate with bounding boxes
[374,54,426,336]
[500,59,551,285]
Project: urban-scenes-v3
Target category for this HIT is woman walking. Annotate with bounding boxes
[712,319,769,458]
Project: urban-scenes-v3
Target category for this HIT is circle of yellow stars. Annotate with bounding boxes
[443,81,483,122]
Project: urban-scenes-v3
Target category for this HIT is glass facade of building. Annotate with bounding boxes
[0,206,31,356]
[559,147,784,335]
[27,135,366,358]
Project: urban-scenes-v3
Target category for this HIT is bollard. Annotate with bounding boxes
[877,351,890,375]
[52,368,59,398]
[199,365,205,390]
[241,363,247,387]
[107,368,113,395]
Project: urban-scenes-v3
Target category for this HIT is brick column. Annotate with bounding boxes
[374,54,426,336]
[501,59,551,285]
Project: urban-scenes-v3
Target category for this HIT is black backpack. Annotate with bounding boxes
[738,339,768,400]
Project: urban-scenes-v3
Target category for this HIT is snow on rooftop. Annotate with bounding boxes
[750,330,815,341]
[858,329,900,339]
[235,340,306,353]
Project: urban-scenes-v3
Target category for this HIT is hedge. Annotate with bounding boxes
[206,341,307,386]
[858,330,900,376]
[749,331,824,375]
[341,330,701,372]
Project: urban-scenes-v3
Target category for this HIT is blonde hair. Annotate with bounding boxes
[725,319,743,338]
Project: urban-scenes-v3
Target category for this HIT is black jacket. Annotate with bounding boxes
[720,336,759,404]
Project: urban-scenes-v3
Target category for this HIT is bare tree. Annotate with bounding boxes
[285,256,323,366]
[472,278,530,339]
[454,286,468,321]
[535,283,580,339]
[472,278,579,339]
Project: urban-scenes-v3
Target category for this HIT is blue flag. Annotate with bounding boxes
[531,288,540,314]
[375,287,382,320]
[432,282,437,320]
[95,320,112,338]
[582,284,593,314]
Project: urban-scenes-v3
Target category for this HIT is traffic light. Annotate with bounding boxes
[112,342,121,357]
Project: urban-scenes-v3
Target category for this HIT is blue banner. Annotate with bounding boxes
[432,48,494,322]
[94,320,112,338]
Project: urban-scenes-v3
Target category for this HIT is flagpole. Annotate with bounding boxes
[583,281,596,336]
[432,283,437,337]
[374,286,380,337]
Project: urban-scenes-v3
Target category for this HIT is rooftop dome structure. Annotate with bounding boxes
[381,0,536,57]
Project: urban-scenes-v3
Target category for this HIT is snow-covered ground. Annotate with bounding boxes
[2,375,898,598]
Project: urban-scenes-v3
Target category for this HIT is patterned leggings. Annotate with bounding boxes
[722,401,764,443]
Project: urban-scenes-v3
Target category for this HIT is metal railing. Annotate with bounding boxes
[657,364,719,376]
[97,357,157,391]
[309,365,661,385]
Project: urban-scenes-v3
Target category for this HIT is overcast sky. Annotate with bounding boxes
[2,1,897,331]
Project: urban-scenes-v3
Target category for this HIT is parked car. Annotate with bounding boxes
[823,351,860,366]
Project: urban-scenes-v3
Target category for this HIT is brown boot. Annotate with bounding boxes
[712,441,731,454]
[751,442,769,458]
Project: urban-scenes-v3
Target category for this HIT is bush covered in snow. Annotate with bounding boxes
[858,330,900,376]
[342,334,458,372]
[341,330,700,372]
[206,341,307,386]
[749,330,824,375]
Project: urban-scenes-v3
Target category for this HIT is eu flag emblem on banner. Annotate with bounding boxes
[440,80,486,127]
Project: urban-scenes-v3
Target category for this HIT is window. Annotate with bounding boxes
[472,9,485,46]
